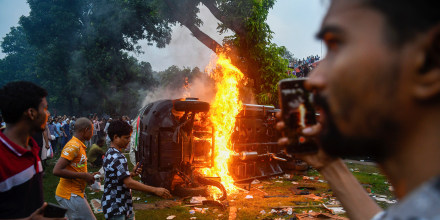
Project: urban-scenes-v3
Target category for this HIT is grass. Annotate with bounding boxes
[42,155,393,219]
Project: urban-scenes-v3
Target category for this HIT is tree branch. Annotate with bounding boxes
[201,0,246,36]
[162,0,222,52]
[184,22,222,52]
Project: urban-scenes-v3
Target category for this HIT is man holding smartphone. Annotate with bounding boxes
[102,120,171,220]
[53,117,97,220]
[279,0,440,219]
[0,81,64,219]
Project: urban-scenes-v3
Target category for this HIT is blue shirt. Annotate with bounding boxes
[55,123,62,138]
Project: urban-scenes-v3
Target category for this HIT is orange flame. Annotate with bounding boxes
[183,77,191,98]
[203,53,244,198]
[299,103,306,127]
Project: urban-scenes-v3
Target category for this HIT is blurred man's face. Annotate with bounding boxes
[306,0,407,161]
[84,124,94,141]
[34,97,50,132]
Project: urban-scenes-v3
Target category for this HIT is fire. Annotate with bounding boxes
[203,53,244,198]
[299,103,306,127]
[183,77,190,98]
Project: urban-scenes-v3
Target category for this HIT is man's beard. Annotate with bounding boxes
[314,94,396,163]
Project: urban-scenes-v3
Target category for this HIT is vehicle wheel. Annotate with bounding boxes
[173,100,210,112]
[172,184,208,197]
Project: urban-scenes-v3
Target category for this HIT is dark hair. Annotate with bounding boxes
[107,120,133,141]
[0,81,48,124]
[365,0,440,47]
[97,138,105,146]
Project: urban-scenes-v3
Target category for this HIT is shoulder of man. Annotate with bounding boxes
[61,141,81,160]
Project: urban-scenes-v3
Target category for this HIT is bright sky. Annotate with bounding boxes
[0,0,328,71]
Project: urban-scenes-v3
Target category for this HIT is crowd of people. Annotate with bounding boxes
[0,81,170,220]
[2,0,440,219]
[287,55,320,78]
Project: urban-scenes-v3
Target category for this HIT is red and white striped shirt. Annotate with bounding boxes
[0,130,44,218]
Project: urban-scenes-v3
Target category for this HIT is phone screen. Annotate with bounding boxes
[278,78,318,153]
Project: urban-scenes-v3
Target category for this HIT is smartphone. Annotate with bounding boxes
[136,159,144,173]
[43,203,67,218]
[278,78,318,153]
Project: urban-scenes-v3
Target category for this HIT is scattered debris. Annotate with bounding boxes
[260,210,266,215]
[190,196,207,204]
[189,210,196,215]
[323,204,346,214]
[90,199,102,214]
[287,207,293,215]
[190,217,197,220]
[132,197,141,201]
[291,181,299,185]
[275,180,283,183]
[372,195,397,204]
[296,212,349,220]
[251,179,260,184]
[194,207,209,214]
[166,215,176,219]
[245,195,253,199]
[303,194,323,201]
[202,200,226,210]
[283,174,292,179]
[302,176,315,180]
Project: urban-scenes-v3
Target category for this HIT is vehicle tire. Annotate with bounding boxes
[173,100,210,112]
[172,184,209,197]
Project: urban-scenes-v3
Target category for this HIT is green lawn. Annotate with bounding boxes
[42,156,393,219]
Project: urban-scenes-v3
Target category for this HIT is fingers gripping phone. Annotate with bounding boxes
[43,203,67,218]
[278,78,318,153]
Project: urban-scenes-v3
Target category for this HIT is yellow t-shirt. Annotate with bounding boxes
[55,136,88,199]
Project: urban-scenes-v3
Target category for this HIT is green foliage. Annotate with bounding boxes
[158,65,205,88]
[0,0,170,116]
[220,0,290,105]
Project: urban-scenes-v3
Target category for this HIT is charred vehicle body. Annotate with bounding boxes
[130,98,296,199]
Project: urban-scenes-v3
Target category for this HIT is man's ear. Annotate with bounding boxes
[413,25,440,101]
[25,108,38,120]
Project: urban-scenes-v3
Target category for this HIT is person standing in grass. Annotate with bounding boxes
[53,117,97,220]
[0,81,63,220]
[102,120,172,220]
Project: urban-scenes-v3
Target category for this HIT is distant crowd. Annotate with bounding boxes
[287,55,320,78]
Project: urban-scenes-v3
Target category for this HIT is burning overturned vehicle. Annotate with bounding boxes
[129,97,303,200]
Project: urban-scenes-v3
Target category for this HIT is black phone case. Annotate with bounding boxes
[43,203,67,218]
[278,78,318,153]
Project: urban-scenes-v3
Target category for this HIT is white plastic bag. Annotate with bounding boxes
[46,144,53,159]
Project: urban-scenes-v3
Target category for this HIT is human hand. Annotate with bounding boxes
[132,162,143,177]
[82,173,95,185]
[154,187,172,199]
[276,112,336,170]
[28,202,66,220]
